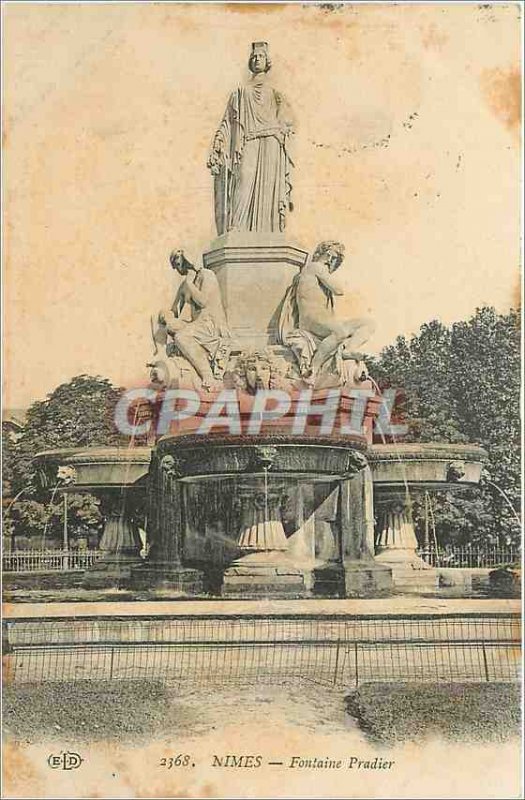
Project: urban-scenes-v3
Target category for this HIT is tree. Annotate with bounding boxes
[450,308,521,545]
[3,375,123,548]
[369,307,521,547]
[2,428,17,500]
[370,320,466,444]
[7,500,49,550]
[10,374,123,495]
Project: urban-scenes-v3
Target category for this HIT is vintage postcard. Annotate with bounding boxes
[1,2,522,798]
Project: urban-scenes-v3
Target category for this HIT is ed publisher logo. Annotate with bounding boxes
[47,752,84,770]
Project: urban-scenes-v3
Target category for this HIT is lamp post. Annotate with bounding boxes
[57,465,76,569]
[63,493,69,569]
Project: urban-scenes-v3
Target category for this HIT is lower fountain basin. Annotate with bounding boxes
[32,440,489,599]
[368,443,487,489]
[154,433,368,482]
[34,446,152,491]
[34,441,487,492]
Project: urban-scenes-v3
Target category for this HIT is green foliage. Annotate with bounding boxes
[2,428,16,499]
[8,493,103,548]
[369,307,521,547]
[3,375,121,547]
[9,500,50,534]
[10,375,123,495]
[370,320,466,443]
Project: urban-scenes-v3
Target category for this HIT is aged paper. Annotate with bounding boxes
[2,2,522,799]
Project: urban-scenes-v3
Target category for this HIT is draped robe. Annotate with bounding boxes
[212,75,294,235]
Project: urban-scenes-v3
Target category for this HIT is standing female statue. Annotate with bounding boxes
[207,42,294,235]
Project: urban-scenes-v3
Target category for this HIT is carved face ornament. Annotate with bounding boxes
[245,357,272,392]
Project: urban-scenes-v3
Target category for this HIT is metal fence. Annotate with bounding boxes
[2,549,102,573]
[418,546,519,569]
[3,613,521,688]
[3,546,519,574]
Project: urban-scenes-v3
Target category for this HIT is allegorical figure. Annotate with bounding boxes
[152,250,231,391]
[207,42,294,235]
[278,241,375,385]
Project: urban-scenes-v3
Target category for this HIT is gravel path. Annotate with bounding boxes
[3,680,357,745]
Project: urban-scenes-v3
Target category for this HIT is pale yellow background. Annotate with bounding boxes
[2,2,521,408]
[2,3,523,798]
[2,731,523,799]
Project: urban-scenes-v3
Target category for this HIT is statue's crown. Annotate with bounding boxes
[251,41,268,53]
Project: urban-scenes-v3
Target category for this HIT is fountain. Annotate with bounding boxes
[35,42,487,598]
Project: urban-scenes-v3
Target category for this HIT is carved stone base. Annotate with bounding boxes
[130,562,204,594]
[311,564,346,598]
[342,560,393,598]
[374,494,438,593]
[82,552,143,589]
[82,497,144,589]
[375,552,439,593]
[203,233,308,349]
[222,551,312,598]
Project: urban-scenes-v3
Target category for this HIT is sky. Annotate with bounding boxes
[3,2,521,408]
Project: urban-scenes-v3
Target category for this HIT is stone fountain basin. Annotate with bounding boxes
[368,443,487,490]
[34,446,152,491]
[154,434,369,482]
[34,441,486,491]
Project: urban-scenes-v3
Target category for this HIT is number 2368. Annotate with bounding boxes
[159,755,193,769]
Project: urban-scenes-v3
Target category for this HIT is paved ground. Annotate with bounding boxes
[3,599,521,798]
[3,681,522,799]
[3,596,520,618]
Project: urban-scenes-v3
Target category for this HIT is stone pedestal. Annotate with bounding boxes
[131,453,204,593]
[131,561,204,593]
[341,560,393,598]
[339,467,393,597]
[222,551,310,597]
[83,492,143,589]
[305,484,344,597]
[236,483,288,551]
[222,480,311,597]
[203,232,308,349]
[374,493,438,593]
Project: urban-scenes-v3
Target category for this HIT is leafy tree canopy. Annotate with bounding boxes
[9,374,123,495]
[369,307,521,547]
[4,375,122,547]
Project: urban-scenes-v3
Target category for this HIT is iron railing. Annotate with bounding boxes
[418,546,519,569]
[3,613,521,688]
[4,546,519,574]
[2,549,102,573]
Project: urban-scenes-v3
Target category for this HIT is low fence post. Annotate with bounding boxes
[333,639,341,686]
[482,643,490,682]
